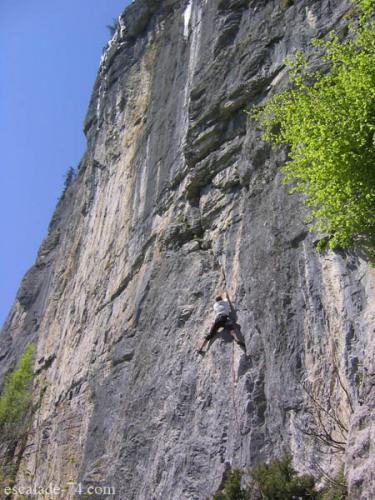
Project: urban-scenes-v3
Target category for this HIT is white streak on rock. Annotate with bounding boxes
[183,1,192,39]
[306,7,317,28]
[183,0,202,129]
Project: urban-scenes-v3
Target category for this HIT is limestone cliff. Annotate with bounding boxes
[1,0,374,498]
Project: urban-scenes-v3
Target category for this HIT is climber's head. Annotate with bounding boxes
[215,295,223,302]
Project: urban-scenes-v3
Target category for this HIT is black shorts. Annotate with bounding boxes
[205,314,233,341]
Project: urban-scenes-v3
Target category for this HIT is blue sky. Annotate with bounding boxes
[0,0,131,326]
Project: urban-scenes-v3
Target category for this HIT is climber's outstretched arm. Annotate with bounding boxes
[224,291,235,316]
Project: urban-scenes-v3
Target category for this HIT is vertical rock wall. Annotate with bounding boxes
[1,0,374,498]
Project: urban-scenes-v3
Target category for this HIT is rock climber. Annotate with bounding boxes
[197,292,245,354]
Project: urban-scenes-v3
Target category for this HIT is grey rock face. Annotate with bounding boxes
[1,0,374,499]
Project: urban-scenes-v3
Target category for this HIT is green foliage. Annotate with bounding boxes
[0,464,17,493]
[252,0,375,251]
[250,455,317,499]
[106,18,119,37]
[63,166,76,191]
[212,469,247,500]
[319,468,348,499]
[209,457,349,499]
[0,345,34,434]
[357,0,375,14]
[210,456,318,500]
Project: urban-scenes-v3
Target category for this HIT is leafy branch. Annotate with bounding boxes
[251,0,375,252]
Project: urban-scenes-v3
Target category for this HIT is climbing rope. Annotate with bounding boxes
[230,341,244,464]
[216,252,245,462]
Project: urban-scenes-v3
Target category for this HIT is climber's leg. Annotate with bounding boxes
[228,327,246,351]
[197,315,228,354]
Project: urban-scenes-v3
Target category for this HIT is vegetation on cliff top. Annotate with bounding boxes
[252,0,375,252]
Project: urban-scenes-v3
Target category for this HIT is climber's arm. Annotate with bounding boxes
[224,291,234,313]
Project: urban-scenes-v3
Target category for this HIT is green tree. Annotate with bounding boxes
[0,345,34,436]
[320,467,348,499]
[63,166,76,191]
[210,457,318,499]
[252,0,375,251]
[250,455,317,499]
[212,469,247,500]
[106,18,119,37]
